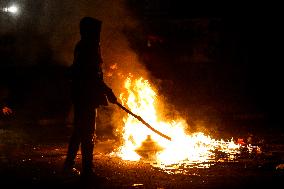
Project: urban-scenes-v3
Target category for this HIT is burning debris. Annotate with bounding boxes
[115,102,172,141]
[2,106,13,116]
[113,75,262,173]
[276,164,284,170]
[135,135,164,160]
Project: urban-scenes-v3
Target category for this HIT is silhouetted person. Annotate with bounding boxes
[63,17,117,178]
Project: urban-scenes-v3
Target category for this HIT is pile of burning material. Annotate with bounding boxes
[113,76,261,172]
[135,135,164,161]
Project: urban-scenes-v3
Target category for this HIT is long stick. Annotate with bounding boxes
[115,102,172,141]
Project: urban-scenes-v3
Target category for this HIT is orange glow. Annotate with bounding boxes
[115,76,241,168]
[110,63,118,70]
[2,106,13,115]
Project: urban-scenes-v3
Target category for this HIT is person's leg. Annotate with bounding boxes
[64,129,81,169]
[63,104,83,170]
[81,107,97,175]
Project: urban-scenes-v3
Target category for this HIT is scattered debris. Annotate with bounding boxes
[135,135,164,160]
[237,138,245,145]
[276,164,284,170]
[132,183,144,187]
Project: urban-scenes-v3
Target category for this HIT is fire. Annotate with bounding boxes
[115,76,241,168]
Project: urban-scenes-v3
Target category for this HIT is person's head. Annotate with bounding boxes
[79,17,102,41]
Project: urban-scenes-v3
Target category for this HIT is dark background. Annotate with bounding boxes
[0,0,283,134]
[127,1,283,133]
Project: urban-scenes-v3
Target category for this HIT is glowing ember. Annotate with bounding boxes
[115,76,241,169]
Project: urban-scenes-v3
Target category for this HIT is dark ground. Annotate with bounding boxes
[1,2,283,188]
[0,117,283,189]
[0,63,283,189]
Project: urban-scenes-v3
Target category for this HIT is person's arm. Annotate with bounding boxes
[94,58,116,104]
[105,85,117,104]
[99,81,117,104]
[96,44,117,103]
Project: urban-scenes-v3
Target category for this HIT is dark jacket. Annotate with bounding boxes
[71,40,112,108]
[70,17,112,108]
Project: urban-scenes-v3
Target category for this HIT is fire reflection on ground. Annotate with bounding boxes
[0,123,282,189]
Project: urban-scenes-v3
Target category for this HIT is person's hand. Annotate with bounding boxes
[106,90,117,104]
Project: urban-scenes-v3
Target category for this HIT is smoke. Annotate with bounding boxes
[38,0,150,138]
[32,0,149,86]
[1,0,179,139]
[1,0,148,73]
[1,0,149,91]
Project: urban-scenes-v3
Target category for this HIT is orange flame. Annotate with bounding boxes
[115,76,240,168]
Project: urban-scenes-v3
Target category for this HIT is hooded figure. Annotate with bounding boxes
[63,17,117,178]
[71,17,111,107]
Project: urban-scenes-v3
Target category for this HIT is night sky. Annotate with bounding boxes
[0,0,283,131]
